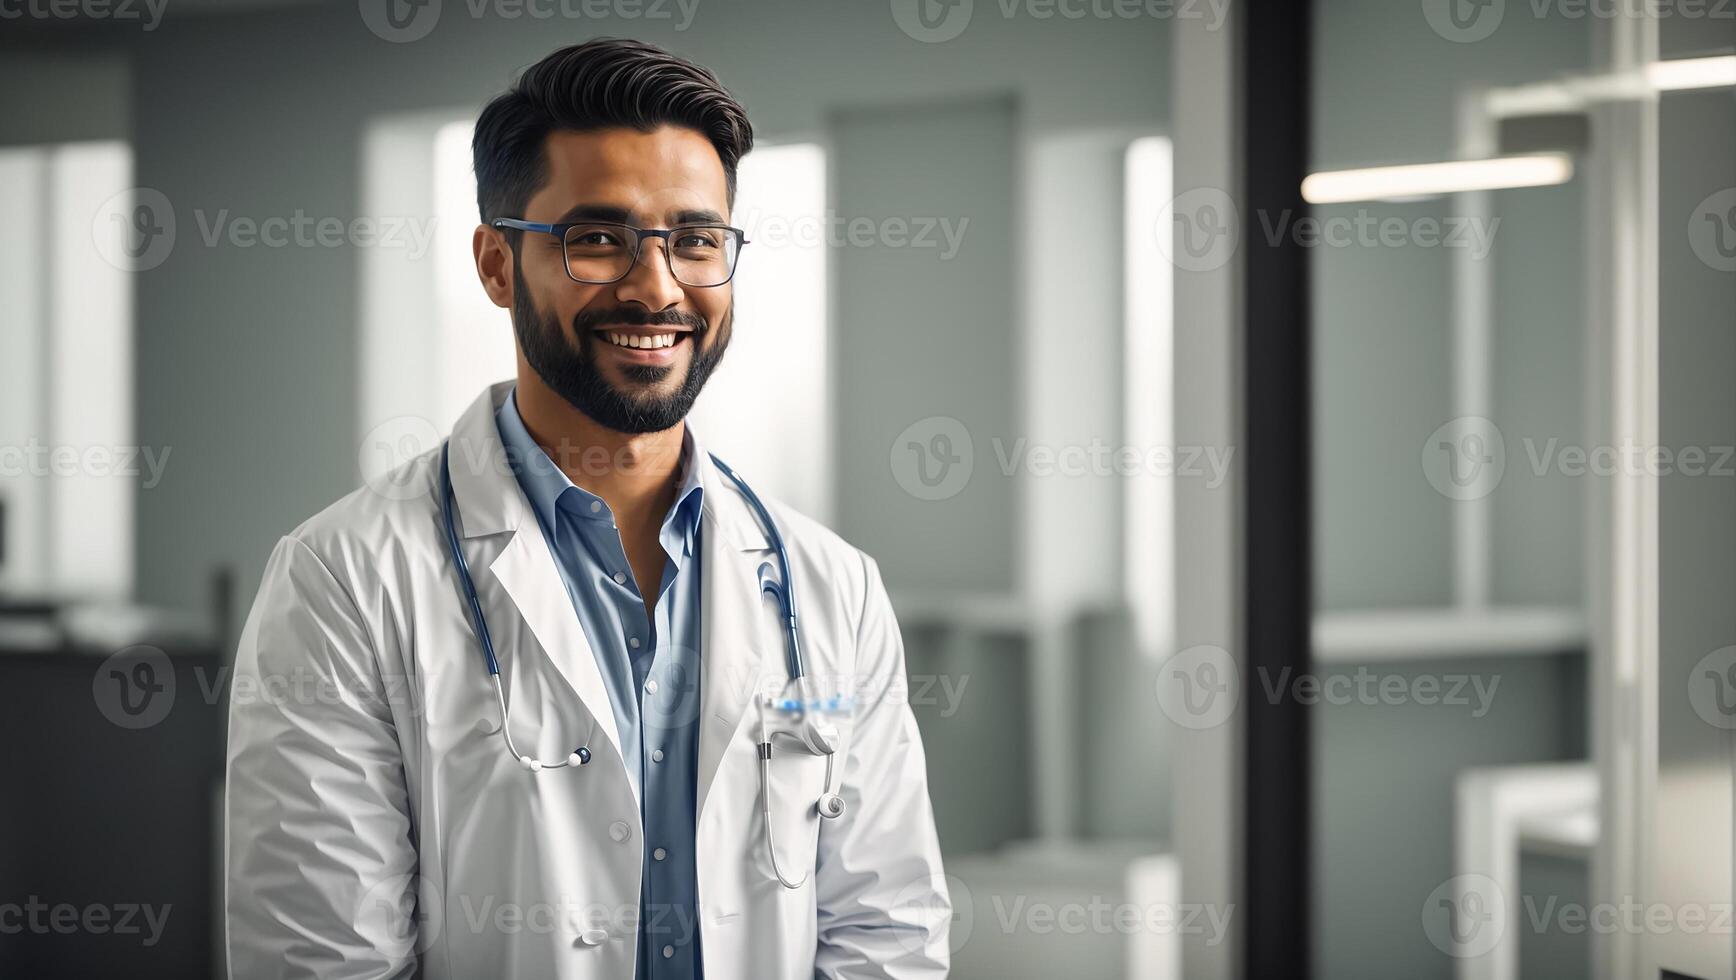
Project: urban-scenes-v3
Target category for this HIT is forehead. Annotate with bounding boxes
[531,125,729,223]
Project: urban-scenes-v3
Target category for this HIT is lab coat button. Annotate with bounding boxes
[613,571,627,584]
[608,820,631,842]
[474,717,500,736]
[651,749,664,763]
[578,928,607,947]
[645,679,660,694]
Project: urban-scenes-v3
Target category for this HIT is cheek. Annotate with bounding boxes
[521,240,569,284]
[532,283,605,334]
[696,288,731,331]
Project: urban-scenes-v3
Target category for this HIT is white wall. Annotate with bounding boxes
[57,0,1175,611]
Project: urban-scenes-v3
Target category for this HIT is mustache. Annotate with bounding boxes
[572,306,708,335]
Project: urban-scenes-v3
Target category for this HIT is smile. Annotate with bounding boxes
[603,331,683,350]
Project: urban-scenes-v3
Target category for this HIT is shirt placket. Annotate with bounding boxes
[642,521,697,975]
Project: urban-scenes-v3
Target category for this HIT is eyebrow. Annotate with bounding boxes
[553,203,729,226]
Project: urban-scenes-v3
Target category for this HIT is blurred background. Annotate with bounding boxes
[1,0,1733,977]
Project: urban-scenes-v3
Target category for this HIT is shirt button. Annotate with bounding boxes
[629,636,641,649]
[651,749,665,763]
[613,571,626,585]
[653,847,667,861]
[589,500,602,513]
[608,821,631,843]
[645,679,660,695]
[662,945,675,959]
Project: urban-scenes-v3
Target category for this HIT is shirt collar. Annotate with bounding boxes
[495,386,706,556]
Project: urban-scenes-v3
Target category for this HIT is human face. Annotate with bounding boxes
[499,125,736,434]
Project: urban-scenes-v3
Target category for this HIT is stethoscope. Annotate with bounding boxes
[438,441,847,890]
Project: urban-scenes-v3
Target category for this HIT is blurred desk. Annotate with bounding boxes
[0,607,225,980]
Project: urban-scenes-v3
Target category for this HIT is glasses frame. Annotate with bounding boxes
[491,217,749,288]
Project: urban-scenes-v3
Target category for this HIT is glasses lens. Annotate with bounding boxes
[668,226,739,287]
[562,223,636,283]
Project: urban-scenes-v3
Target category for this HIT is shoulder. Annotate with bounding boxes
[716,477,887,639]
[276,447,444,595]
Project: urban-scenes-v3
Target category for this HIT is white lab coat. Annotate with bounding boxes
[224,381,951,979]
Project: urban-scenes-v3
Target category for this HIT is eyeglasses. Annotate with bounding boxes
[491,218,748,288]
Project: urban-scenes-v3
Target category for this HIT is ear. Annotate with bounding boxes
[473,223,514,310]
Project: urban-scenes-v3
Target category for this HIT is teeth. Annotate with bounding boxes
[604,332,679,350]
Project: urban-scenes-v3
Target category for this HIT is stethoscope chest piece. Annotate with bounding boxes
[816,790,847,820]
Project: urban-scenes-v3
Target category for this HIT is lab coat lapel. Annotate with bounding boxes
[447,382,625,775]
[695,450,777,820]
[487,525,625,775]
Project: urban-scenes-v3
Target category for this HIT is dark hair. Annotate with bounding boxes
[472,38,754,229]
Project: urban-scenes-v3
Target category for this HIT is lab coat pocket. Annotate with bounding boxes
[760,747,830,887]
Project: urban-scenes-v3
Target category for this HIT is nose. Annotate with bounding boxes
[612,236,686,311]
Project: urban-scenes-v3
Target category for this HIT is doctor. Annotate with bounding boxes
[224,38,951,979]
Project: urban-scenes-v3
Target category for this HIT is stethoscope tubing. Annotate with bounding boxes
[439,436,833,882]
[706,451,804,681]
[442,441,805,682]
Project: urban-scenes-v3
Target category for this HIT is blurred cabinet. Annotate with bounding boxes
[0,645,224,979]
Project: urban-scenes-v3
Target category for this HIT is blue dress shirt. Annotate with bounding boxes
[496,387,705,980]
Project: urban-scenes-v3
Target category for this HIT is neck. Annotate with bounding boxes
[513,373,688,528]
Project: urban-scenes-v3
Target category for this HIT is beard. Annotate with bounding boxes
[511,265,731,435]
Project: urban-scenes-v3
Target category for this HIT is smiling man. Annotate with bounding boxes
[224,38,951,979]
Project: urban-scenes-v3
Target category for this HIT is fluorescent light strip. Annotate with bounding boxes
[1486,55,1736,116]
[1645,54,1736,92]
[1301,154,1574,204]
